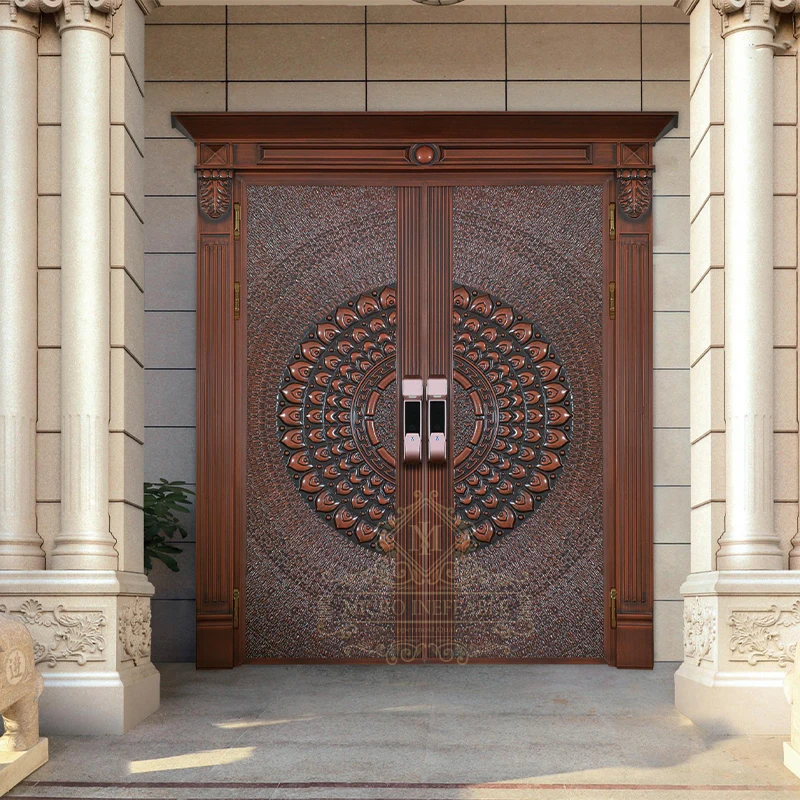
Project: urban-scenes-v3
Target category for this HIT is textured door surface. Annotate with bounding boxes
[246,185,399,659]
[246,182,605,661]
[449,185,605,659]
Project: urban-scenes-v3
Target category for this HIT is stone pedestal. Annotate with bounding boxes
[0,571,158,735]
[785,660,800,777]
[675,571,800,734]
[0,739,48,795]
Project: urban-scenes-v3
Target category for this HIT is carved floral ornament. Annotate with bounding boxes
[118,597,152,666]
[684,597,717,666]
[0,600,106,667]
[728,602,800,667]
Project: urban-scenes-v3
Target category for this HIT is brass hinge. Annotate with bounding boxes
[234,281,241,320]
[610,588,617,629]
[609,281,616,321]
[609,202,616,240]
[233,202,241,240]
[233,587,240,629]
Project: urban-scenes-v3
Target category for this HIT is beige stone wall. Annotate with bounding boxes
[143,4,691,661]
[688,0,798,573]
[37,1,147,571]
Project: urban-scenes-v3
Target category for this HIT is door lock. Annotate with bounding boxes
[427,378,447,463]
[402,379,423,463]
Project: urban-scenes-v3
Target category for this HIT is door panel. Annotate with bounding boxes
[246,184,398,659]
[449,184,606,659]
[245,180,606,662]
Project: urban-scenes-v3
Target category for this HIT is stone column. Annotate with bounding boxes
[0,1,45,570]
[675,0,800,736]
[715,0,784,571]
[50,0,119,570]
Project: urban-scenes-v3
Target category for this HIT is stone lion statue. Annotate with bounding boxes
[0,614,43,751]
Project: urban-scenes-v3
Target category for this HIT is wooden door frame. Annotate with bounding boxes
[173,112,677,670]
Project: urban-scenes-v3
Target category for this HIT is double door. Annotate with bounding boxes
[245,179,608,662]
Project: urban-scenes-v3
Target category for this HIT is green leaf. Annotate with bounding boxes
[143,478,195,574]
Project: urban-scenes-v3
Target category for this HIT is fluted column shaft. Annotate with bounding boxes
[0,4,45,569]
[717,11,784,570]
[51,10,118,570]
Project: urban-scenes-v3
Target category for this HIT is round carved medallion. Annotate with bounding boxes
[276,284,572,554]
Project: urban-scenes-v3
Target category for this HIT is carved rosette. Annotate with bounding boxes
[118,597,152,666]
[684,597,717,666]
[729,602,800,667]
[276,283,572,555]
[198,169,233,220]
[617,169,653,220]
[0,599,106,667]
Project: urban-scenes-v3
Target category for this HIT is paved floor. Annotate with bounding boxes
[11,663,800,800]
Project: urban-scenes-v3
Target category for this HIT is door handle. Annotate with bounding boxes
[427,378,447,463]
[402,378,423,463]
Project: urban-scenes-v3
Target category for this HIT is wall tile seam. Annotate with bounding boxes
[111,266,145,295]
[112,55,146,102]
[689,53,713,98]
[689,192,722,227]
[110,428,145,448]
[111,344,145,370]
[688,119,721,161]
[109,498,145,512]
[112,266,146,295]
[148,21,682,27]
[141,78,695,85]
[690,265,724,295]
[691,426,725,447]
[690,347,724,370]
[145,425,196,430]
[116,192,146,227]
[112,122,146,161]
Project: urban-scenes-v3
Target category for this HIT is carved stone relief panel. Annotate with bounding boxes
[0,600,106,667]
[118,597,152,666]
[728,602,800,668]
[683,596,717,667]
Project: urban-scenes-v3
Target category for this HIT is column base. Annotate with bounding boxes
[0,738,48,796]
[39,663,159,735]
[675,570,800,735]
[785,742,800,778]
[0,570,160,735]
[676,662,789,734]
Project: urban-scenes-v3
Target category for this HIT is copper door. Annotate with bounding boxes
[245,182,605,661]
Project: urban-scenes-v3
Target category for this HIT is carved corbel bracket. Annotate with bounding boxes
[615,141,653,219]
[616,168,653,220]
[198,169,233,220]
